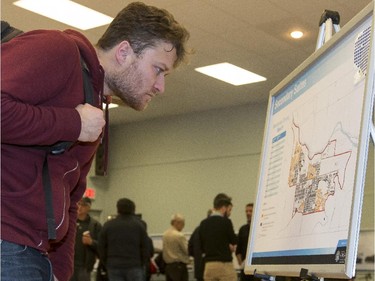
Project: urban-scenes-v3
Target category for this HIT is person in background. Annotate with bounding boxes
[139,219,155,281]
[199,193,237,281]
[1,2,190,280]
[236,203,254,281]
[145,234,155,281]
[162,213,190,281]
[188,209,213,281]
[99,198,149,281]
[70,197,102,281]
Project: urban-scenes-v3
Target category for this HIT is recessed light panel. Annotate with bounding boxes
[290,30,304,39]
[195,62,266,86]
[13,0,113,30]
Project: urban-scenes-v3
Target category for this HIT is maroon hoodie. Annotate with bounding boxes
[1,29,104,281]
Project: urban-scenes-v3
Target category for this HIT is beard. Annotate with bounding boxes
[105,60,149,111]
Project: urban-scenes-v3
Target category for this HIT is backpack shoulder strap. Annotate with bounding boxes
[1,20,23,43]
[43,55,95,240]
[80,56,95,105]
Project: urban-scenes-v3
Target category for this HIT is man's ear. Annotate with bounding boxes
[116,40,133,64]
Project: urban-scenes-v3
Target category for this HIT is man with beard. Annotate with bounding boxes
[199,193,238,281]
[1,2,190,281]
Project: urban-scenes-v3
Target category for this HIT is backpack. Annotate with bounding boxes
[1,21,23,42]
[154,252,166,274]
[1,21,96,240]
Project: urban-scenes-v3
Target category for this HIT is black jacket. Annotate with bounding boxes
[199,215,237,262]
[74,215,102,272]
[99,214,149,269]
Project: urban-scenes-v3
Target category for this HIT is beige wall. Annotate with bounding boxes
[362,143,374,229]
[88,103,268,233]
[87,102,374,235]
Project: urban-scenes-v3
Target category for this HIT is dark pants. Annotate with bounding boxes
[165,262,188,281]
[70,267,91,281]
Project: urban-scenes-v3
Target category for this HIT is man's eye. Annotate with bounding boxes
[155,67,163,75]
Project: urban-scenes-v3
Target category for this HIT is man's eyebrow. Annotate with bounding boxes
[160,62,170,72]
[157,63,172,75]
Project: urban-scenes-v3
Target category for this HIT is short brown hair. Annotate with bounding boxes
[213,193,232,209]
[97,2,190,68]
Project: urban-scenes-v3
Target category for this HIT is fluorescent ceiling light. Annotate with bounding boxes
[195,63,266,86]
[13,0,113,30]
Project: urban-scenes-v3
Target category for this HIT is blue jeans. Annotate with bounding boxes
[107,266,145,281]
[1,240,53,281]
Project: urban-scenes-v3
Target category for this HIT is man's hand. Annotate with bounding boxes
[75,104,105,142]
[229,244,236,253]
[82,231,93,245]
[236,254,243,266]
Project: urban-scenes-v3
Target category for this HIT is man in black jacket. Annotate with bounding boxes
[199,193,238,281]
[236,203,254,281]
[99,198,149,281]
[71,197,102,281]
[188,209,212,281]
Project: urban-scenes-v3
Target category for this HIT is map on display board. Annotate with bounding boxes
[245,3,374,279]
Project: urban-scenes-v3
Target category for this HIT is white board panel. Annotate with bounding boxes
[245,2,374,279]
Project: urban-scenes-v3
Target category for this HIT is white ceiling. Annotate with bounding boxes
[2,0,372,125]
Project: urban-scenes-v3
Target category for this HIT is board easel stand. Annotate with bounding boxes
[316,10,340,50]
[299,268,325,281]
[252,268,325,281]
[316,10,375,143]
[253,269,275,281]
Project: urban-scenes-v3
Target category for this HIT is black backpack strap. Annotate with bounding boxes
[1,20,23,43]
[42,141,73,240]
[80,57,94,105]
[42,155,57,240]
[43,55,95,240]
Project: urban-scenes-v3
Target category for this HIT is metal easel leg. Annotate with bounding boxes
[315,10,341,51]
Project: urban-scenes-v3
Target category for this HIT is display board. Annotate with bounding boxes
[245,3,374,279]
